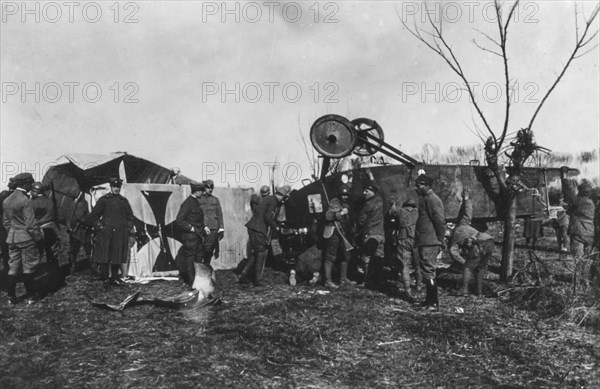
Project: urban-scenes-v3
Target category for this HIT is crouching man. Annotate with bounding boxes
[449,224,494,297]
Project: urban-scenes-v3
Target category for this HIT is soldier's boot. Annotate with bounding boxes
[323,261,338,289]
[462,267,472,297]
[23,273,39,302]
[475,268,485,297]
[6,274,17,305]
[360,256,371,286]
[339,261,355,286]
[414,269,423,293]
[401,267,412,291]
[253,251,268,287]
[239,255,255,284]
[423,279,439,310]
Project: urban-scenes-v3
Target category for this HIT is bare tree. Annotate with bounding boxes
[401,0,599,282]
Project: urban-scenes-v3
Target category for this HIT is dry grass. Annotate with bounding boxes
[1,227,599,388]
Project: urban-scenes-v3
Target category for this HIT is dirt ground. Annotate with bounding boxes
[1,226,599,389]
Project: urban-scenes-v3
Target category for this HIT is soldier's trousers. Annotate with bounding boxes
[176,232,203,287]
[40,228,61,263]
[203,230,219,265]
[8,240,40,275]
[417,245,440,281]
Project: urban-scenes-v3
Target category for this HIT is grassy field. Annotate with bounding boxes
[1,231,599,388]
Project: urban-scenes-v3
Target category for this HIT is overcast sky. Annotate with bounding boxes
[1,0,598,188]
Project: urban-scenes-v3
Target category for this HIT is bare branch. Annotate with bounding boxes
[528,3,600,131]
[472,39,503,56]
[474,28,501,47]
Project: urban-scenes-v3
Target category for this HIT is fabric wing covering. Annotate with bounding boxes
[42,153,253,277]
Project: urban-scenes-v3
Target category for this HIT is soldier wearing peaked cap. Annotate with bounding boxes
[174,182,206,287]
[414,173,446,311]
[198,180,224,265]
[84,177,134,286]
[3,173,43,304]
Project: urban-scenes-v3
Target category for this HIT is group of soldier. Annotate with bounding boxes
[2,165,598,308]
[0,174,226,305]
[247,167,599,311]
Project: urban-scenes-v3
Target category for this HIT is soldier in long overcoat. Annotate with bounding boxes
[85,178,134,285]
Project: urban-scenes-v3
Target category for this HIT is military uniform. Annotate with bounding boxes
[85,183,134,283]
[356,183,385,288]
[3,173,42,302]
[175,191,205,287]
[68,197,92,271]
[323,193,353,287]
[31,194,61,263]
[198,180,224,265]
[415,175,446,309]
[240,195,278,286]
[561,178,595,257]
[449,225,493,296]
[394,201,419,291]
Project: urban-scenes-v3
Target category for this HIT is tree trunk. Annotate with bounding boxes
[500,195,518,283]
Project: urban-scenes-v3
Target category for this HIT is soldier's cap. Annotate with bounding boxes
[339,185,350,196]
[203,179,215,189]
[12,173,34,187]
[260,185,271,195]
[31,182,45,193]
[415,174,432,186]
[190,181,205,192]
[109,177,123,187]
[402,199,417,208]
[276,185,292,197]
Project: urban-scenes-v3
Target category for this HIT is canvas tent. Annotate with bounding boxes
[42,153,253,276]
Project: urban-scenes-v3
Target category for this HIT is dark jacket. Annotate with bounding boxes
[356,195,384,237]
[176,195,205,234]
[197,194,224,230]
[415,189,446,247]
[85,193,134,264]
[69,198,90,243]
[31,195,59,234]
[245,195,278,235]
[2,189,41,244]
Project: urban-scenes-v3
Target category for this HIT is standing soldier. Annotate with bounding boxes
[356,172,385,289]
[414,174,446,311]
[560,168,595,257]
[67,192,93,273]
[85,178,134,286]
[198,180,224,265]
[0,178,16,289]
[30,182,62,264]
[174,182,206,287]
[240,186,290,286]
[323,185,354,289]
[395,199,419,296]
[3,173,43,304]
